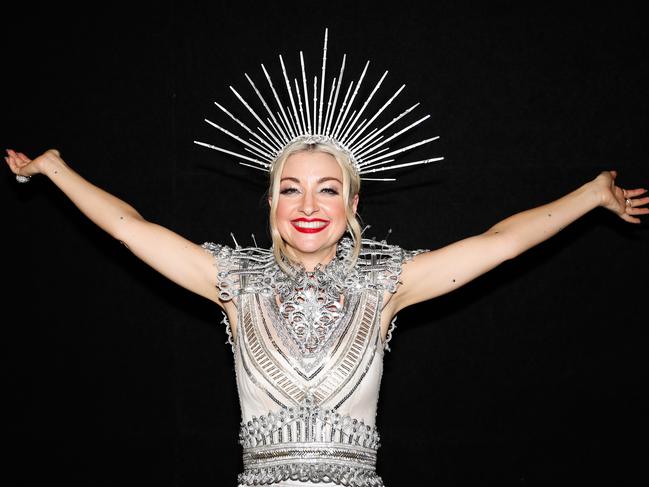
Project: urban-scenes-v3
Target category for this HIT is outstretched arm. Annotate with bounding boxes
[391,171,648,312]
[5,148,221,304]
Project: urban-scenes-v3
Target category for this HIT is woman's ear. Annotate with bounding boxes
[352,194,359,215]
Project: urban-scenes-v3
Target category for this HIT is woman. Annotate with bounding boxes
[5,142,648,486]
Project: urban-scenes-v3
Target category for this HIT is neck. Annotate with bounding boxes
[286,244,338,272]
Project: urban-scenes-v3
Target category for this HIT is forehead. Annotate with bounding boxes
[281,151,342,180]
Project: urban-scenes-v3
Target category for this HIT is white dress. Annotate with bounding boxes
[202,237,423,486]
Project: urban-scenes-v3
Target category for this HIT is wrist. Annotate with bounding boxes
[584,178,605,208]
[40,155,69,179]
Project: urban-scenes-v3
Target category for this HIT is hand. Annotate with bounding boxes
[5,148,63,178]
[593,170,649,224]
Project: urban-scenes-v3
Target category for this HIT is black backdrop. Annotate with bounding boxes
[4,2,648,486]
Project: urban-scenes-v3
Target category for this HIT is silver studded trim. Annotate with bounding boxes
[239,404,384,486]
[239,404,381,450]
[243,442,376,469]
[237,462,385,486]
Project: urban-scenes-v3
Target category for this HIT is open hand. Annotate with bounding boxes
[593,170,649,224]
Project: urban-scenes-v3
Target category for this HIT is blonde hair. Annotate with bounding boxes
[268,140,362,274]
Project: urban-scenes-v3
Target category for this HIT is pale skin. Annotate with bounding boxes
[6,148,649,344]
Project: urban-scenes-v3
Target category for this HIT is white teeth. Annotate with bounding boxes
[293,220,328,229]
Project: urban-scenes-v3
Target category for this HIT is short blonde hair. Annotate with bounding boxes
[268,140,362,274]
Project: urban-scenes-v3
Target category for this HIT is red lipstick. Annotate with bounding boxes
[291,218,330,234]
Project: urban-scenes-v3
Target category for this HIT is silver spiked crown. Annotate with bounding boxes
[195,28,443,181]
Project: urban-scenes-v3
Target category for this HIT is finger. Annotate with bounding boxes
[629,196,649,207]
[11,155,26,171]
[627,207,649,216]
[13,155,28,168]
[5,155,19,173]
[621,212,641,224]
[625,188,648,197]
[16,152,31,163]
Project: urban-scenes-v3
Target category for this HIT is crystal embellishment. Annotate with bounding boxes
[201,237,426,355]
[278,267,344,355]
[238,399,384,486]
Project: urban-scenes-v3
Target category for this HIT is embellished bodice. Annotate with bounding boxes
[202,238,423,486]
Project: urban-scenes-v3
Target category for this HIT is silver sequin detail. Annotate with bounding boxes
[239,401,381,450]
[202,237,423,303]
[239,398,383,487]
[278,268,344,355]
[383,316,398,353]
[201,237,426,486]
[237,463,384,486]
[220,310,235,351]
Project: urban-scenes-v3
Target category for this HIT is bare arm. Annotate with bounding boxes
[6,149,221,304]
[390,171,648,313]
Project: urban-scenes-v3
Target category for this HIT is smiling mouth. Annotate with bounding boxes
[291,218,330,233]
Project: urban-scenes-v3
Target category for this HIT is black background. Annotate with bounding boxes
[4,1,648,486]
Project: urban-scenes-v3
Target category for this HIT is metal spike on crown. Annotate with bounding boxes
[194,28,444,181]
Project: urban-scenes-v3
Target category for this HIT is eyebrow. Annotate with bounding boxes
[280,176,342,184]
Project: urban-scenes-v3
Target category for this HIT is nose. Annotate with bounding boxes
[300,189,318,215]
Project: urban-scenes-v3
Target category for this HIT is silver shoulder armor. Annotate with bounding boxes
[201,237,427,302]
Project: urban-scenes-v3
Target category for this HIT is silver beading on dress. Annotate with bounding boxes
[202,237,424,301]
[238,396,383,486]
[202,237,425,353]
[16,174,31,183]
[195,28,444,181]
[202,237,427,486]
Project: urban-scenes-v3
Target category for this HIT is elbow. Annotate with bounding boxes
[112,212,146,245]
[484,228,521,262]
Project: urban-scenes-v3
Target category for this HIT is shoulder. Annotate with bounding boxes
[201,242,273,264]
[346,238,428,293]
[355,238,426,263]
[201,242,276,301]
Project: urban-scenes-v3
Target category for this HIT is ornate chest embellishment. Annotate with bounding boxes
[278,270,344,355]
[202,237,427,356]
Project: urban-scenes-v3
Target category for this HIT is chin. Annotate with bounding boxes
[290,234,333,252]
[282,226,345,254]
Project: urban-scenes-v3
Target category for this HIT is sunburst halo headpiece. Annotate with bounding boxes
[195,28,443,181]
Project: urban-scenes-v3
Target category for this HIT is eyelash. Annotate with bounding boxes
[279,187,339,195]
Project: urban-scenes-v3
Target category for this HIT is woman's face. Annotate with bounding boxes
[273,151,358,264]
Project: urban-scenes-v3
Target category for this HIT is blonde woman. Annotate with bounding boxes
[5,143,647,486]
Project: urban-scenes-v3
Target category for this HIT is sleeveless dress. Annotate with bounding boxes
[202,237,424,486]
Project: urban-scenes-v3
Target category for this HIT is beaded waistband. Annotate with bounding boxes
[238,463,384,486]
[238,404,384,486]
[243,442,377,469]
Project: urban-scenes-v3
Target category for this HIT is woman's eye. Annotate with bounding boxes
[321,187,339,195]
[280,187,299,195]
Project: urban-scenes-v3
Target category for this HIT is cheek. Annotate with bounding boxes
[275,200,293,221]
[275,207,295,241]
[324,198,348,221]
